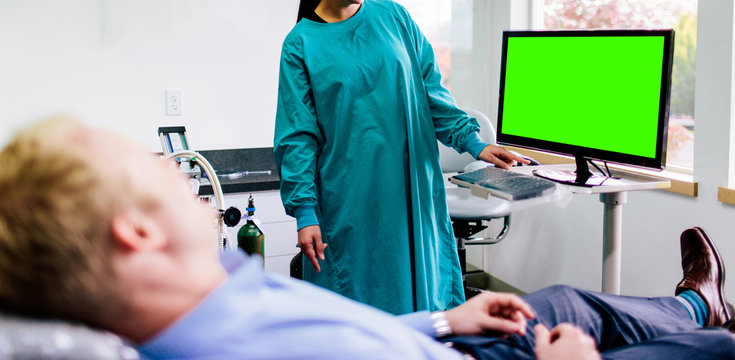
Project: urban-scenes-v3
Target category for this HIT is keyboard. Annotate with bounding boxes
[451,166,557,201]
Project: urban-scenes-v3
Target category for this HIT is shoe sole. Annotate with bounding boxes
[693,226,731,321]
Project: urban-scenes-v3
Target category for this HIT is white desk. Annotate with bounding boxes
[460,164,670,295]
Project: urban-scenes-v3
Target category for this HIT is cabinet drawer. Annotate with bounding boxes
[262,221,299,257]
[264,254,296,277]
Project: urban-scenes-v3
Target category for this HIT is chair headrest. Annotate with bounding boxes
[0,313,139,359]
[438,108,497,173]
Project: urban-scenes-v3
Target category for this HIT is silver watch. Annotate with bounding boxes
[430,311,452,337]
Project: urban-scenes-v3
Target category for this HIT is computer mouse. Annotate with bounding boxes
[508,149,540,166]
[517,156,540,166]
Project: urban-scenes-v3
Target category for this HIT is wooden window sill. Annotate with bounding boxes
[718,187,735,205]
[503,146,698,197]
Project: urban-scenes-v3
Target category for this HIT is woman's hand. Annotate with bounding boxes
[444,291,536,336]
[297,225,327,272]
[534,323,601,360]
[478,145,530,169]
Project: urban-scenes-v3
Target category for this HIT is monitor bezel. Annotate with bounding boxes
[496,29,675,171]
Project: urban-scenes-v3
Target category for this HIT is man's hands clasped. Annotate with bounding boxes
[444,291,600,359]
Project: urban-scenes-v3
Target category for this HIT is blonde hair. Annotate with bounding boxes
[0,117,125,325]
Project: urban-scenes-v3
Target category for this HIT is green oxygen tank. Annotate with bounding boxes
[237,194,265,260]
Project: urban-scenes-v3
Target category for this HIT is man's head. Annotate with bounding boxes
[0,117,223,333]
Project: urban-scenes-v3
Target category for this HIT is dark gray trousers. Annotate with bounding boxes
[444,285,735,359]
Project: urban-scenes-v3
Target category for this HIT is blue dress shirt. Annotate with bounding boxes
[137,251,464,360]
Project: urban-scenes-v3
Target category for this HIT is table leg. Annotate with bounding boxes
[600,191,627,294]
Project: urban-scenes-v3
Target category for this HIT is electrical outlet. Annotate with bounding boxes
[166,90,183,116]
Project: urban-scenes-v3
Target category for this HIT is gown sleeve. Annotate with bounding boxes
[273,37,323,228]
[397,4,490,159]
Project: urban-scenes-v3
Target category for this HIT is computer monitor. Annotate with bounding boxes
[496,29,675,186]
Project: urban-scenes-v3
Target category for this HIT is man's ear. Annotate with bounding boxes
[111,210,166,251]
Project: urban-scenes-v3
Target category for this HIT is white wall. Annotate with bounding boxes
[5,0,735,299]
[471,0,735,298]
[0,0,298,151]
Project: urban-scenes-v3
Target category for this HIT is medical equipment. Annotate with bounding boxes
[158,127,241,250]
[237,194,265,259]
[159,127,202,193]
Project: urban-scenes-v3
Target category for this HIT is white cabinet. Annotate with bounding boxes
[223,190,299,276]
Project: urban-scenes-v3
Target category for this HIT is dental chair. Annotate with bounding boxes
[0,312,139,359]
[439,109,513,295]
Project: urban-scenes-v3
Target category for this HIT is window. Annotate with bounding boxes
[395,0,453,89]
[542,0,697,170]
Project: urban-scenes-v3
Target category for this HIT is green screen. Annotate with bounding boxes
[501,35,665,158]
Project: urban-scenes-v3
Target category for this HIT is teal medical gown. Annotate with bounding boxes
[274,0,488,315]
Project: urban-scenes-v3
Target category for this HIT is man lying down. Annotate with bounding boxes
[0,117,733,360]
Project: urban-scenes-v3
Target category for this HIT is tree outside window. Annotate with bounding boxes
[395,0,453,89]
[545,0,697,169]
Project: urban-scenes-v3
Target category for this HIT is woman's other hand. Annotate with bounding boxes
[297,225,327,272]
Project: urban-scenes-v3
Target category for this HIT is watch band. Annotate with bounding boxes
[430,311,452,338]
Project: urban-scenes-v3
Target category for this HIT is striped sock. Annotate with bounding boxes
[676,289,709,326]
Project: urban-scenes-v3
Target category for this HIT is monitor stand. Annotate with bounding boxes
[532,155,614,187]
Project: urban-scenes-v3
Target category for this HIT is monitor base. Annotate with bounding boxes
[532,169,621,187]
[532,154,622,187]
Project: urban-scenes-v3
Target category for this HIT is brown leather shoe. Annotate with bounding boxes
[724,319,735,333]
[675,227,731,326]
[725,304,735,333]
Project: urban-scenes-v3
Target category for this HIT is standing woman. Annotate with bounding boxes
[274,0,526,315]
